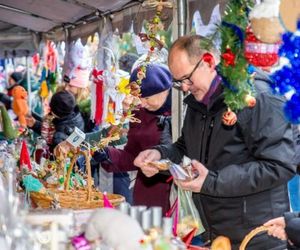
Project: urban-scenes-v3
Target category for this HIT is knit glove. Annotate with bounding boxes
[92,147,110,163]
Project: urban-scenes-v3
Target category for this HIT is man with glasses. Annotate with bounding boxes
[134,35,297,249]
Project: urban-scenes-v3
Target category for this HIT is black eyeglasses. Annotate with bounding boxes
[172,58,203,90]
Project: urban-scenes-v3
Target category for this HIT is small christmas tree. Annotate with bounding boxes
[217,0,256,125]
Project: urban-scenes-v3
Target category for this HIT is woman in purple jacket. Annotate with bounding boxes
[94,64,173,213]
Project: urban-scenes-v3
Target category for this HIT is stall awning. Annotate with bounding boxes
[0,0,143,57]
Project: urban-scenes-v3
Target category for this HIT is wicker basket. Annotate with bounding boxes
[239,226,268,250]
[30,150,125,209]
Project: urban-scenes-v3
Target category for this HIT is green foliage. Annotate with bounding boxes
[158,23,172,49]
[218,0,255,111]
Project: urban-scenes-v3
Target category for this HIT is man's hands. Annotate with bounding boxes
[134,149,161,177]
[264,217,287,241]
[135,152,209,193]
[175,160,209,193]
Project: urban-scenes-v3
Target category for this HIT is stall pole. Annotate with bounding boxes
[4,58,8,88]
[172,0,187,141]
[26,56,32,112]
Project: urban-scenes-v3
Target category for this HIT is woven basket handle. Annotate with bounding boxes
[239,226,268,250]
[64,150,92,201]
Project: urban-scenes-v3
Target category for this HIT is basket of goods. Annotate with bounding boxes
[209,226,269,250]
[239,226,268,250]
[26,149,125,209]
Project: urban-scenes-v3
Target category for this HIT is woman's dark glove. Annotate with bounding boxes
[92,147,110,163]
[157,115,172,145]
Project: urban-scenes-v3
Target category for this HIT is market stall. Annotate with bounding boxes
[0,0,300,249]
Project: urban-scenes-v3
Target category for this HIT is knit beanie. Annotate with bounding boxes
[130,64,172,98]
[10,72,24,84]
[50,90,76,118]
[68,68,90,88]
[119,53,139,73]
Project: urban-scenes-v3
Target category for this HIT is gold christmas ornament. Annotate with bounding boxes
[245,94,256,108]
[222,109,237,126]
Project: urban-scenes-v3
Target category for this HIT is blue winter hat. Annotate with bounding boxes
[130,64,172,97]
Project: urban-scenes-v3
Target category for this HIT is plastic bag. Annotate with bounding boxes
[177,187,205,237]
[166,186,205,238]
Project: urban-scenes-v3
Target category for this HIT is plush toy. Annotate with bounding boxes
[11,86,29,128]
[85,208,144,250]
[249,0,284,44]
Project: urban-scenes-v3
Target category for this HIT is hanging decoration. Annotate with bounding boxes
[217,0,256,126]
[32,53,40,71]
[45,41,58,72]
[270,20,300,123]
[244,27,281,68]
[249,0,284,44]
[39,41,58,99]
[191,4,222,49]
[11,86,29,129]
[90,69,104,126]
[136,0,173,91]
[89,1,172,150]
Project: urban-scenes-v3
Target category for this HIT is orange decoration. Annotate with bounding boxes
[222,109,237,126]
[211,236,231,250]
[245,94,256,108]
[12,86,29,128]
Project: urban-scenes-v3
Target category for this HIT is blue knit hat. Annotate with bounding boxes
[130,64,172,98]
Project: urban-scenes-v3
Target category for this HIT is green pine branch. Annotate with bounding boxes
[219,0,255,112]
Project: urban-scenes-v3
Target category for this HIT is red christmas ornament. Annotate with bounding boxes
[222,48,236,67]
[222,109,237,126]
[245,94,256,108]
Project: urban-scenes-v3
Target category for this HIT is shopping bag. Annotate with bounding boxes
[166,186,205,238]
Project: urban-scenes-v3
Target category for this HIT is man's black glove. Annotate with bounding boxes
[157,115,172,145]
[92,147,110,163]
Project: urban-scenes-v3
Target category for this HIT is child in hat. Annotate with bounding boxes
[64,68,93,132]
[26,90,84,151]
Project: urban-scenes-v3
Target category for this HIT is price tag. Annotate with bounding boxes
[66,127,86,148]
